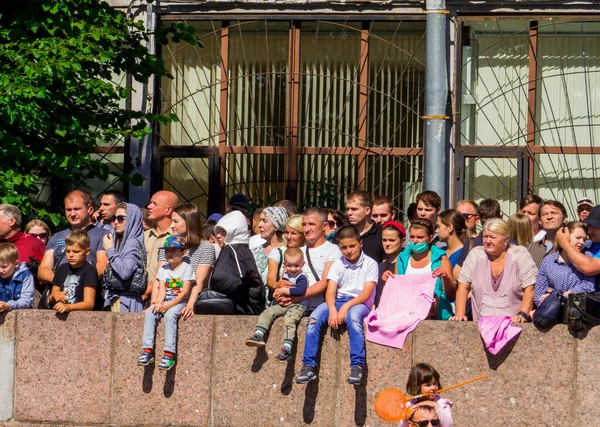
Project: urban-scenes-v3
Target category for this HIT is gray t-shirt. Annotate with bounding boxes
[46,224,110,269]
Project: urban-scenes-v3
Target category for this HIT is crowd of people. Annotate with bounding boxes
[1,187,599,409]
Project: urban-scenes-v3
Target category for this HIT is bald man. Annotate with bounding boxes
[144,191,179,290]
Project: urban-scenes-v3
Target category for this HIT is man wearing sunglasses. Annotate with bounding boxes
[402,401,442,427]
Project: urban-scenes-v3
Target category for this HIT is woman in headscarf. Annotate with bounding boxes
[102,202,146,312]
[250,206,289,298]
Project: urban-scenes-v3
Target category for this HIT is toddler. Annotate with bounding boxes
[246,248,308,361]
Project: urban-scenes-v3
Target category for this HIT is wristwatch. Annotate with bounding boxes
[517,311,530,321]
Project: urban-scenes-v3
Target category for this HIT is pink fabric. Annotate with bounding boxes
[478,315,522,355]
[366,273,436,349]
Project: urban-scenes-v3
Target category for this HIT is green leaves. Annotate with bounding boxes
[0,0,198,226]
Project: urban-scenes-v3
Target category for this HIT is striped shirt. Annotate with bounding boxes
[533,251,596,305]
[158,240,216,272]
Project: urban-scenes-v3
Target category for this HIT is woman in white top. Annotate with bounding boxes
[266,214,305,295]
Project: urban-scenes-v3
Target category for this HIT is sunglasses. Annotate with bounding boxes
[111,215,127,224]
[462,213,477,219]
[410,420,440,427]
[29,233,48,239]
[327,220,337,228]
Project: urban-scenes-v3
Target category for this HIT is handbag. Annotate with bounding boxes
[103,241,148,295]
[533,291,564,329]
[564,292,600,331]
[194,289,235,315]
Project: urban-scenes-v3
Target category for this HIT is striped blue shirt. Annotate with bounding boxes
[534,251,596,305]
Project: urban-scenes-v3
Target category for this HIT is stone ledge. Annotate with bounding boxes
[0,311,596,426]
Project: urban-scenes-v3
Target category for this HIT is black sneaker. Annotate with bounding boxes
[347,365,363,385]
[276,347,291,362]
[296,365,317,384]
[245,333,266,348]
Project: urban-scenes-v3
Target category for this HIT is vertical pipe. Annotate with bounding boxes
[423,0,449,207]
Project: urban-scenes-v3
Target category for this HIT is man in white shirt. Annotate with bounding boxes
[274,207,340,311]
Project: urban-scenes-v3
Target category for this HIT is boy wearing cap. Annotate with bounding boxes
[138,235,194,370]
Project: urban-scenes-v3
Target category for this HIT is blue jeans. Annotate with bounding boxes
[302,296,371,368]
[141,302,185,353]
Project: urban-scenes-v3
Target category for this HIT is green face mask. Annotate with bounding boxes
[408,241,429,254]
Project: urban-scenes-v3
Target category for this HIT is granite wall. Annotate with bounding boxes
[0,310,596,426]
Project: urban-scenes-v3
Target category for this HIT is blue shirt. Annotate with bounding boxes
[589,242,600,259]
[534,251,596,305]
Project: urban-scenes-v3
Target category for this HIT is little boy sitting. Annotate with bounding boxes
[0,243,34,311]
[49,230,97,313]
[245,248,308,361]
[138,235,193,371]
[296,226,378,385]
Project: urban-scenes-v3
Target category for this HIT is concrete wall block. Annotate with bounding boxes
[211,316,339,426]
[111,313,213,426]
[0,312,16,422]
[13,311,113,425]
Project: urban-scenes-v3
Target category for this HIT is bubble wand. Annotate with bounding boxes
[374,374,488,422]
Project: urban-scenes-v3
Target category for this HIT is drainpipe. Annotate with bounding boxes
[423,0,449,207]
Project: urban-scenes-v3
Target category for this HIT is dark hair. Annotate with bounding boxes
[303,207,328,224]
[479,199,501,223]
[326,209,347,228]
[539,200,567,219]
[202,222,215,240]
[439,209,468,239]
[275,199,298,215]
[406,363,442,396]
[416,191,441,210]
[173,202,202,249]
[519,194,543,211]
[347,190,374,209]
[102,189,125,205]
[406,202,418,222]
[336,225,361,241]
[409,218,435,238]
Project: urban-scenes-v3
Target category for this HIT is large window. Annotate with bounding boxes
[159,19,426,216]
[458,19,600,218]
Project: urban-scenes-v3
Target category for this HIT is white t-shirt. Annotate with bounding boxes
[157,262,194,302]
[327,252,379,308]
[301,241,342,310]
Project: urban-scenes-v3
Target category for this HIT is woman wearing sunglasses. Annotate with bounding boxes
[102,202,146,312]
[25,220,52,246]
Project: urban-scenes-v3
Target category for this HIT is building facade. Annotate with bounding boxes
[101,0,600,219]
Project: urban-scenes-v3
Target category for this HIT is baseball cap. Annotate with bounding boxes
[578,197,594,208]
[207,213,223,222]
[164,235,186,249]
[584,205,600,228]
